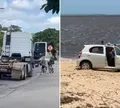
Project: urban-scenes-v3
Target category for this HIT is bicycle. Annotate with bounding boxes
[48,62,54,73]
[41,65,47,73]
[48,57,55,73]
[40,58,47,74]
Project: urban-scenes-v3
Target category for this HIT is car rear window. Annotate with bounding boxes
[89,46,103,54]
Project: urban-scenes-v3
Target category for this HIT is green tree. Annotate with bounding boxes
[9,25,22,32]
[40,0,59,14]
[33,28,59,50]
[10,25,22,32]
[0,25,22,32]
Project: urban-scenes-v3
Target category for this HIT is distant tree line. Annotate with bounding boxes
[0,24,22,32]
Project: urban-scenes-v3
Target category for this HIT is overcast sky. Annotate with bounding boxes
[61,0,120,15]
[0,0,60,33]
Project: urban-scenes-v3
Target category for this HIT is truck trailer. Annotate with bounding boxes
[0,31,34,80]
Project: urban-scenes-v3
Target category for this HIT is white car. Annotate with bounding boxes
[76,43,120,70]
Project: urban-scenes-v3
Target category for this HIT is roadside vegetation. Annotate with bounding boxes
[33,28,59,50]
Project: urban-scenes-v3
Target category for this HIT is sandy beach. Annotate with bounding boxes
[61,60,120,108]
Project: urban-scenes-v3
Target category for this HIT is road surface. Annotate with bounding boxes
[0,61,59,108]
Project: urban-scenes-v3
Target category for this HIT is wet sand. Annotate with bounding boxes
[61,60,120,108]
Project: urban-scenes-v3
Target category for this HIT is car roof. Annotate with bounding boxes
[84,44,115,47]
[85,45,104,47]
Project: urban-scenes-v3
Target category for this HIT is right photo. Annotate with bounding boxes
[61,0,120,108]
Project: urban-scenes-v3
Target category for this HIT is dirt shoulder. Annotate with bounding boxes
[61,60,120,108]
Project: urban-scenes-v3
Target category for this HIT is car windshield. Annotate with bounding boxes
[115,47,120,55]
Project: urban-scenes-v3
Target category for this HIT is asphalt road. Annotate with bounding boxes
[0,61,59,108]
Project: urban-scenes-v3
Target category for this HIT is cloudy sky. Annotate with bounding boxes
[61,0,120,15]
[0,0,60,33]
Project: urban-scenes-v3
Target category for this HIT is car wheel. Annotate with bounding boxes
[81,61,91,69]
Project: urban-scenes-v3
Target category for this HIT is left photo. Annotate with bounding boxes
[0,0,60,108]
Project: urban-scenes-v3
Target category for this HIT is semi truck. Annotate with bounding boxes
[0,31,34,80]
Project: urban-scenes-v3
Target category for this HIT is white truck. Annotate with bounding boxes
[0,31,34,80]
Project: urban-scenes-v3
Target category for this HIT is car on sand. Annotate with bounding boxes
[76,43,120,70]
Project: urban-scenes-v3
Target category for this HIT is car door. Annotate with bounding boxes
[89,46,106,68]
[114,47,120,69]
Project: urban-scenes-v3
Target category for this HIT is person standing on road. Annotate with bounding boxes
[47,51,55,73]
[51,49,57,60]
[47,50,53,59]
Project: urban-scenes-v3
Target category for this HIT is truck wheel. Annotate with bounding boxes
[81,61,92,70]
[26,64,28,76]
[22,65,27,80]
[27,64,33,77]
